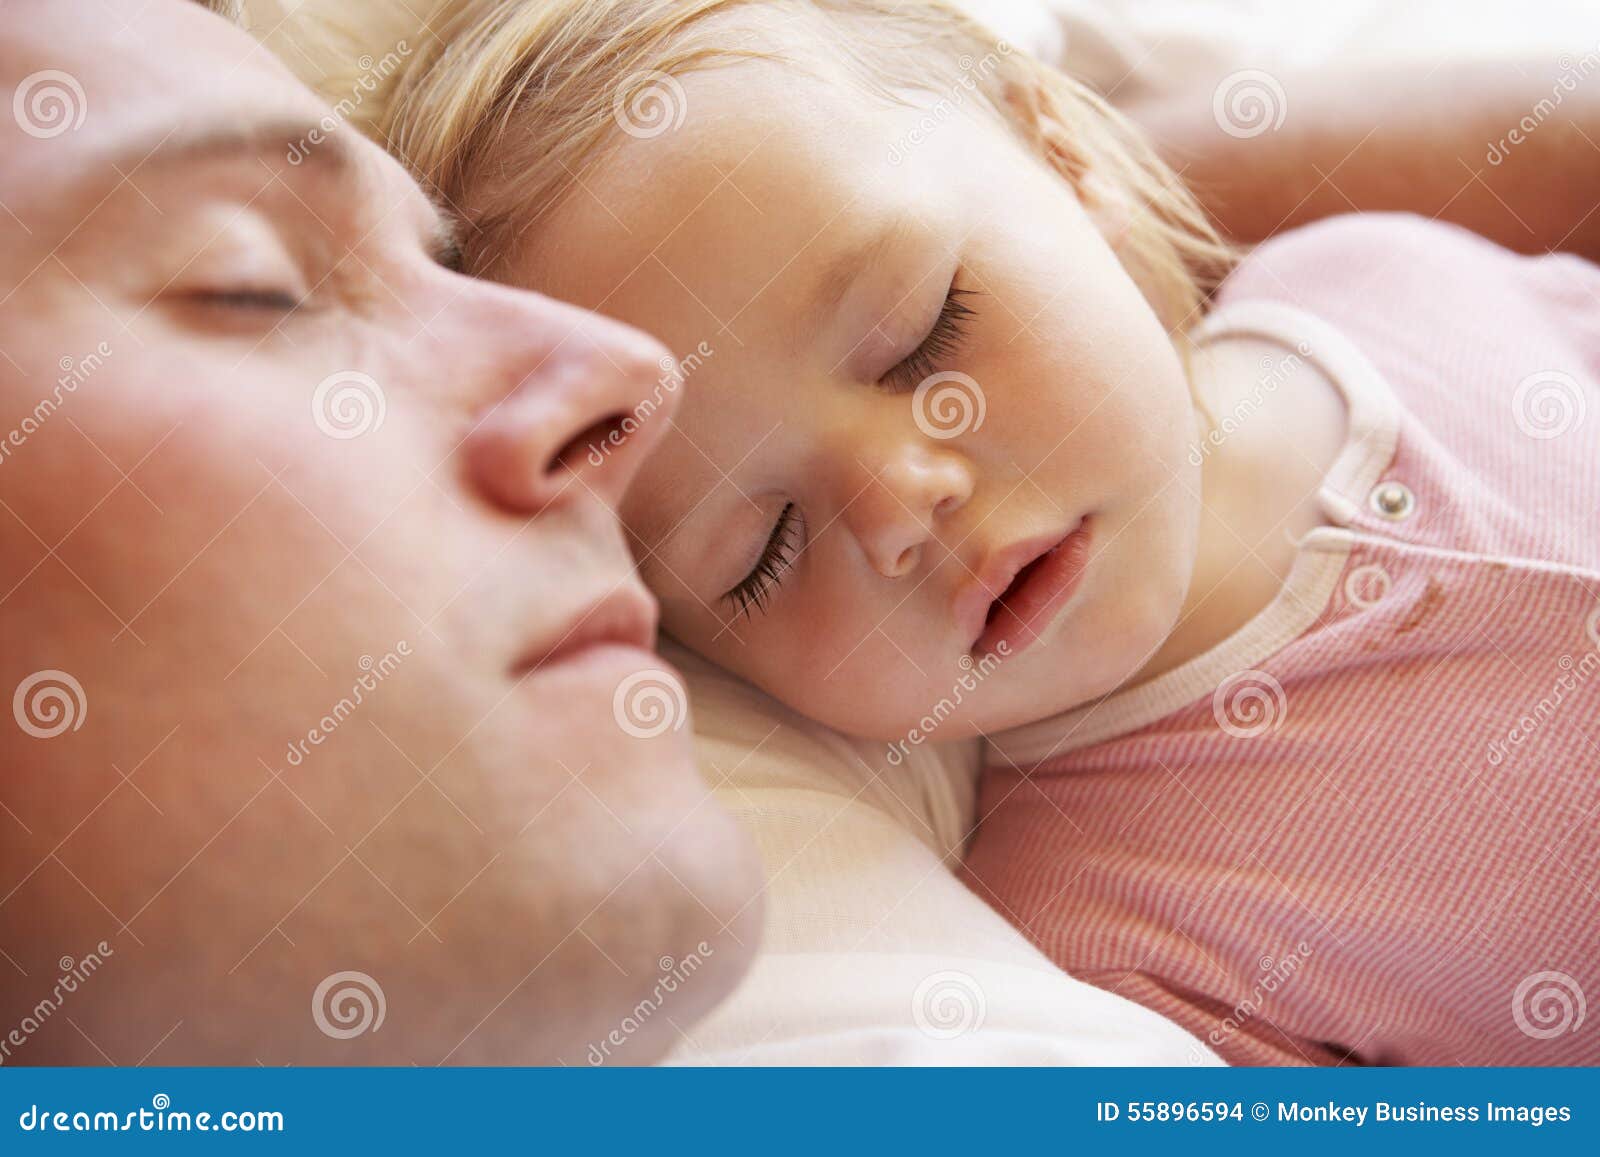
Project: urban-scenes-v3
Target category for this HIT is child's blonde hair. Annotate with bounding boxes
[381,0,1234,334]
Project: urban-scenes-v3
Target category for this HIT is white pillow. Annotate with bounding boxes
[958,0,1600,103]
[661,642,1220,1065]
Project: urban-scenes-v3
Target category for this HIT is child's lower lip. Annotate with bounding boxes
[973,519,1093,659]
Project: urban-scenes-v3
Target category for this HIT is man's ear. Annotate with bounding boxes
[1002,72,1132,250]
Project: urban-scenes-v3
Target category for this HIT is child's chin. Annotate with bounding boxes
[1032,575,1188,711]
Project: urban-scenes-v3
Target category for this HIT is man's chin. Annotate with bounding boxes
[565,823,763,1066]
[497,645,765,1063]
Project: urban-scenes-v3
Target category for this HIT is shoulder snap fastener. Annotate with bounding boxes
[1369,481,1415,520]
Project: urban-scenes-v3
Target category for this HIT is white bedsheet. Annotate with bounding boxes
[662,642,1217,1065]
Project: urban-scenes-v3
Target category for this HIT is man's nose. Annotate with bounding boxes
[452,285,681,515]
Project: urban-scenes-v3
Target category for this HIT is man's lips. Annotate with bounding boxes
[512,584,660,676]
[956,517,1093,657]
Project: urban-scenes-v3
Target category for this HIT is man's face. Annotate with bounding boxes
[0,0,759,1064]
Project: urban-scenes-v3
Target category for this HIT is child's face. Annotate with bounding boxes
[508,54,1202,740]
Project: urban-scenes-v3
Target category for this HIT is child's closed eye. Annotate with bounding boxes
[718,287,982,622]
[878,285,979,393]
[723,502,803,621]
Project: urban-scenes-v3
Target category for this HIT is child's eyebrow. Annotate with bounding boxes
[805,215,919,329]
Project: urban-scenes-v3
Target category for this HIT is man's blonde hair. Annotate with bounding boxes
[383,0,1234,333]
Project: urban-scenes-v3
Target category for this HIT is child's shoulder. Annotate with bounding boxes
[1209,212,1600,385]
[1217,212,1515,311]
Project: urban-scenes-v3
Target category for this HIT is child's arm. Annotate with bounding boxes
[1124,60,1600,260]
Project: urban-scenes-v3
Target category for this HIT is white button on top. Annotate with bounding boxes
[1369,481,1415,520]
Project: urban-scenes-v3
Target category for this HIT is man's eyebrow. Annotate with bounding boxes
[118,118,363,179]
[105,119,466,267]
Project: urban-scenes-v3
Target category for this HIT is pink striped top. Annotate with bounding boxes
[961,214,1600,1066]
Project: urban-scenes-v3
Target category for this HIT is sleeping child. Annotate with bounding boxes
[383,0,1600,1064]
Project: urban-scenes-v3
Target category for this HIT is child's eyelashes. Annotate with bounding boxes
[724,502,802,621]
[878,286,980,393]
[719,287,979,622]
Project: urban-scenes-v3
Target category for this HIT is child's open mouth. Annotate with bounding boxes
[973,517,1093,659]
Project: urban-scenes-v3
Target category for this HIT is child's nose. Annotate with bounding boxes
[849,448,974,579]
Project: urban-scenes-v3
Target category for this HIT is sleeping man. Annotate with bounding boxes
[0,0,760,1065]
